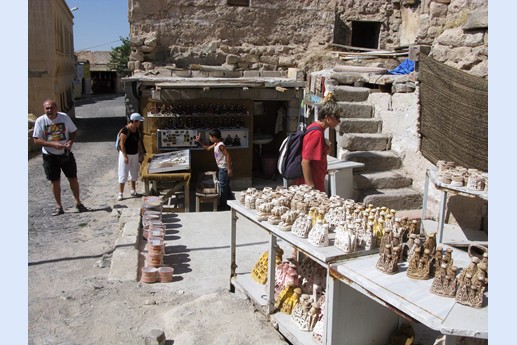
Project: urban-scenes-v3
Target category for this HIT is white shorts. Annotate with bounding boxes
[118,151,140,183]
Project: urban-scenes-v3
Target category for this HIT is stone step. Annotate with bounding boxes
[340,118,381,134]
[336,101,374,119]
[395,209,423,222]
[359,187,423,211]
[333,85,370,102]
[354,170,413,190]
[329,72,370,86]
[340,133,391,151]
[341,150,402,172]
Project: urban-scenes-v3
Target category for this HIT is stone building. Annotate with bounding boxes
[123,0,488,231]
[28,0,76,118]
[75,51,124,95]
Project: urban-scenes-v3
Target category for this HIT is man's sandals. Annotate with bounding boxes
[51,203,87,216]
[52,207,64,216]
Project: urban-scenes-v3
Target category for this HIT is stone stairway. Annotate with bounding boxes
[331,82,422,211]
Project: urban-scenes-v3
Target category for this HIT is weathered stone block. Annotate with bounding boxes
[261,71,283,78]
[144,329,166,345]
[226,54,240,64]
[243,70,260,77]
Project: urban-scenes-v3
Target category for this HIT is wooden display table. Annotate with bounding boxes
[140,154,191,212]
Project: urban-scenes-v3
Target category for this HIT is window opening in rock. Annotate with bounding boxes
[227,0,250,6]
[351,21,381,49]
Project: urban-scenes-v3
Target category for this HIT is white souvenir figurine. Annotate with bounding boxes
[268,205,289,225]
[256,202,273,222]
[291,213,313,238]
[244,193,257,209]
[278,210,299,231]
[308,220,329,247]
[335,225,352,253]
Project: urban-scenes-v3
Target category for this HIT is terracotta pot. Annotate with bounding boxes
[158,266,174,283]
[141,266,158,283]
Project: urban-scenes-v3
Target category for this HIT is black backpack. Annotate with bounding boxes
[277,126,320,180]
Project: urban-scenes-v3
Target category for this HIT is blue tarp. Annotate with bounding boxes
[388,58,415,75]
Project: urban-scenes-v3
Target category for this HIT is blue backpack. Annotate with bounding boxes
[277,126,320,180]
[115,126,126,151]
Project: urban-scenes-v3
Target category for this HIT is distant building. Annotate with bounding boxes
[28,0,76,118]
[75,51,123,95]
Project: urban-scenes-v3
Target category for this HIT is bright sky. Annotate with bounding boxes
[66,0,129,51]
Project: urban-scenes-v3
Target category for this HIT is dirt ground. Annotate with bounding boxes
[27,94,289,345]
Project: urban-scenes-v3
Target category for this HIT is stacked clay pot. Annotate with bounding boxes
[158,266,174,282]
[141,266,158,284]
[146,237,164,267]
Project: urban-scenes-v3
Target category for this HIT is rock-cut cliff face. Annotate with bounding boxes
[127,0,488,77]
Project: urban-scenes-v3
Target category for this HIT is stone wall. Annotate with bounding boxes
[418,0,488,78]
[128,0,336,72]
[128,0,487,78]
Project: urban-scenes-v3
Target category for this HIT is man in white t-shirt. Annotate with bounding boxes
[33,99,88,216]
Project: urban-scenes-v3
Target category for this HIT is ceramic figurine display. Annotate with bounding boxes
[312,315,324,345]
[291,294,310,328]
[436,161,488,191]
[274,259,300,297]
[311,294,326,345]
[274,281,296,311]
[251,245,283,285]
[422,232,437,256]
[268,205,289,225]
[455,272,486,308]
[280,287,302,315]
[334,221,352,254]
[431,247,454,277]
[256,202,274,222]
[407,247,434,280]
[274,280,302,315]
[298,257,327,294]
[430,262,459,297]
[308,220,330,247]
[291,213,313,238]
[291,294,320,332]
[457,256,480,284]
[455,246,488,308]
[376,244,400,274]
[278,210,299,231]
[244,193,257,209]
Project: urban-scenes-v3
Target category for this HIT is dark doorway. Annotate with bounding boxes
[351,21,381,49]
[91,71,117,94]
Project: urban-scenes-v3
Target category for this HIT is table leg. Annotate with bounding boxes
[437,191,447,243]
[144,181,150,196]
[266,234,277,315]
[420,172,430,234]
[230,208,237,292]
[184,181,190,212]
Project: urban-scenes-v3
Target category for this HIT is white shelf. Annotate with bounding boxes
[421,219,488,247]
[421,168,489,246]
[232,273,268,313]
[427,168,487,200]
[270,312,317,345]
[229,200,377,265]
[329,246,488,339]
